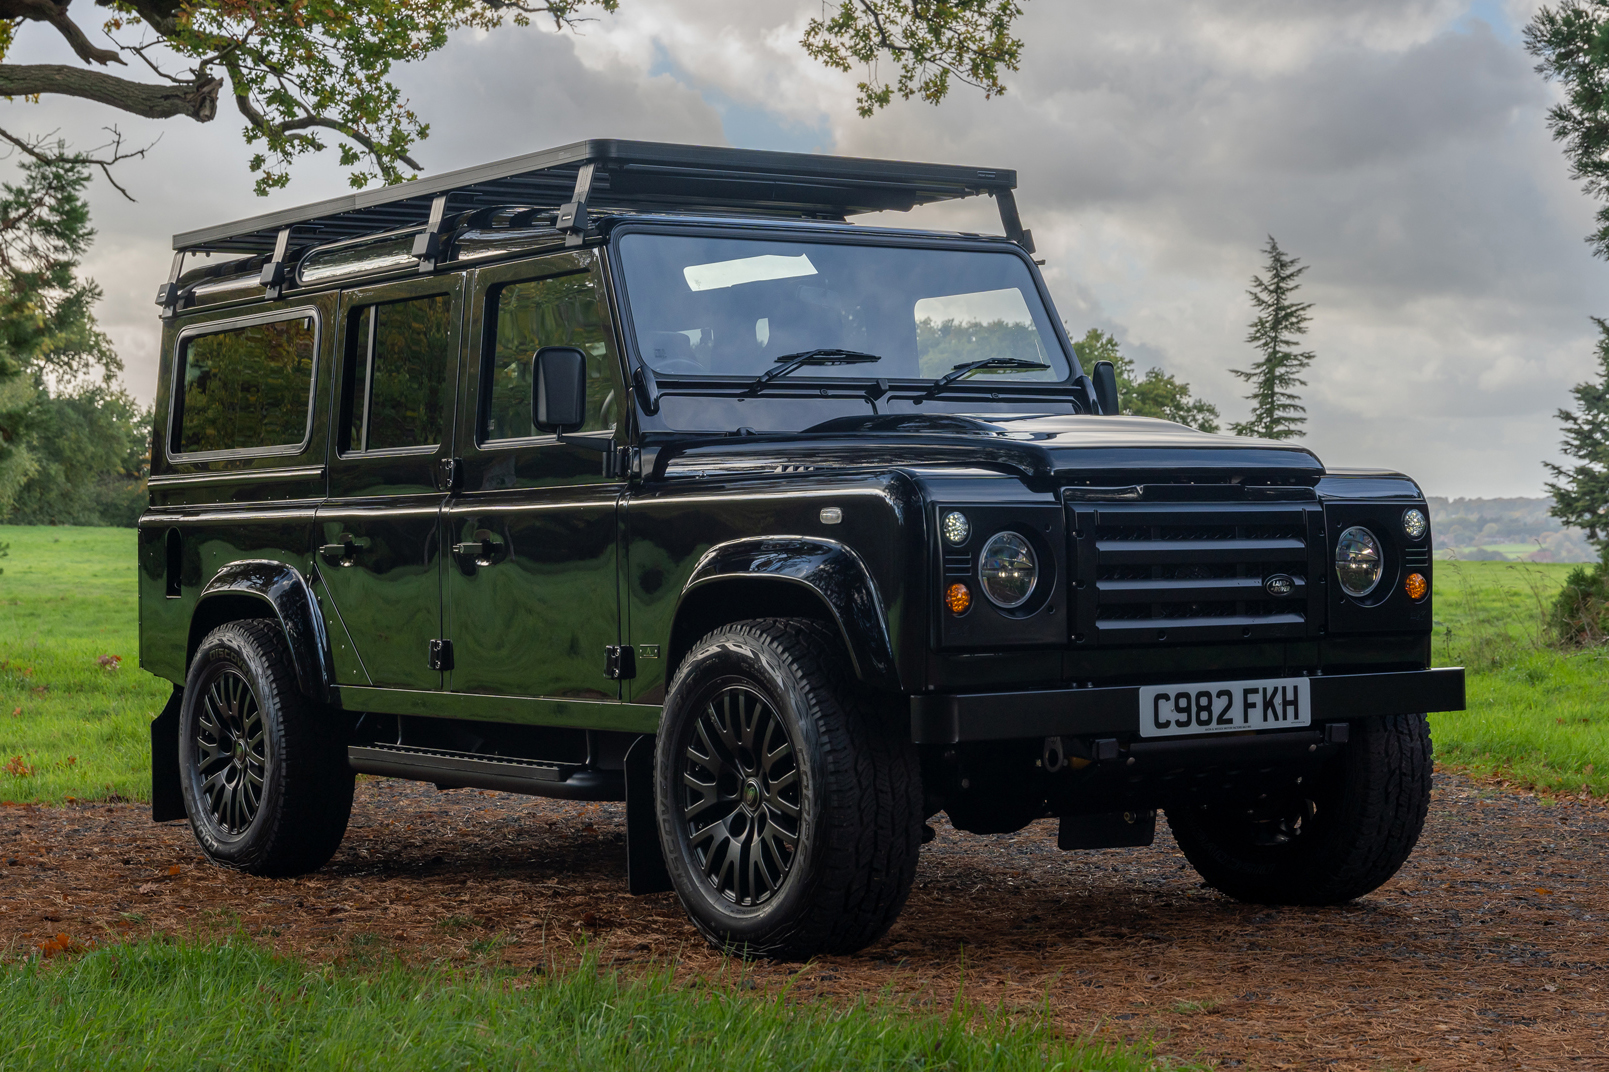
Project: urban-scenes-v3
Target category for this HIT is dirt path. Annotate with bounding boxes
[3,770,1605,1071]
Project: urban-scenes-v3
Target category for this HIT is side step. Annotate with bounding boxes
[347,743,624,801]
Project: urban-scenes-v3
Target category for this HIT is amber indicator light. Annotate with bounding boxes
[945,582,972,615]
[1405,573,1428,601]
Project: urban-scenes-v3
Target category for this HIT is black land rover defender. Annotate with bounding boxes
[139,140,1464,957]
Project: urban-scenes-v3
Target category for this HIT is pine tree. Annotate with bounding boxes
[1545,318,1609,555]
[1071,329,1220,432]
[1230,237,1315,440]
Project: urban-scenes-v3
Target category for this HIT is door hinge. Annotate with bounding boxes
[605,645,636,680]
[428,639,454,672]
[440,457,461,492]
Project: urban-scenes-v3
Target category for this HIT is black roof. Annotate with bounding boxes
[173,139,1021,255]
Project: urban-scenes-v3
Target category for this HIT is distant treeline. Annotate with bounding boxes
[1428,497,1593,563]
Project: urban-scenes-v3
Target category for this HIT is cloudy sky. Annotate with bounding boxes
[4,0,1601,497]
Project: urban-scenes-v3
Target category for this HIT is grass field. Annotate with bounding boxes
[0,526,170,802]
[0,938,1173,1072]
[2,525,1605,800]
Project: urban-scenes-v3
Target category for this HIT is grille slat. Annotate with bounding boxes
[1098,576,1307,604]
[1096,538,1306,566]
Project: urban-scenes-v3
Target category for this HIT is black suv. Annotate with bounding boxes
[139,140,1464,957]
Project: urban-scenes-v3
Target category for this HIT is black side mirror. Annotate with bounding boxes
[1091,360,1121,416]
[533,346,587,433]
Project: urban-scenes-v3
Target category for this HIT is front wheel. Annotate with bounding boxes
[179,619,354,877]
[1167,713,1433,905]
[655,619,923,958]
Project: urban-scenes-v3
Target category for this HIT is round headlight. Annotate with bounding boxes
[978,532,1038,608]
[1335,526,1383,598]
[942,511,971,546]
[1402,508,1427,541]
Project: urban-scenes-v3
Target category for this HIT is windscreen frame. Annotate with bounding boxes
[606,221,1087,402]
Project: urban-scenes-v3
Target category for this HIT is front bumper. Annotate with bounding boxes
[908,667,1465,745]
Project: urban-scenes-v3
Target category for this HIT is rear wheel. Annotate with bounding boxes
[179,619,353,877]
[655,619,923,958]
[1166,713,1432,904]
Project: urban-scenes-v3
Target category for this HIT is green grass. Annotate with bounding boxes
[0,526,170,803]
[1,527,1606,804]
[0,938,1174,1072]
[1429,560,1609,797]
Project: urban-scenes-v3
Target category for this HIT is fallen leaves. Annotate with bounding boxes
[4,755,34,778]
[36,933,73,957]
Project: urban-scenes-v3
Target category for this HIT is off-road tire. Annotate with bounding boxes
[1167,713,1432,904]
[655,618,923,959]
[179,619,354,877]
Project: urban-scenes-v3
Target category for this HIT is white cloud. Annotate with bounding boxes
[3,0,1601,496]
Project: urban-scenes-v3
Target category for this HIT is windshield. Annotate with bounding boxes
[615,233,1073,384]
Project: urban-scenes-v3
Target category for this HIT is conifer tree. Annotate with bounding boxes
[1544,318,1609,556]
[1230,237,1315,440]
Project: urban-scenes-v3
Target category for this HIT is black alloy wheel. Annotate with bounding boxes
[193,667,268,834]
[655,618,923,959]
[679,684,802,907]
[179,619,354,877]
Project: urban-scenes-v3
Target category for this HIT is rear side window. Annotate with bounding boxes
[341,294,454,452]
[174,316,316,456]
[483,272,617,442]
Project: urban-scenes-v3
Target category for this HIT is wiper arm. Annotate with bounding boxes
[918,357,1051,401]
[744,348,883,395]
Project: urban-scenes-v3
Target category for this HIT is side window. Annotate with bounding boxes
[482,271,618,443]
[341,293,453,453]
[174,316,316,455]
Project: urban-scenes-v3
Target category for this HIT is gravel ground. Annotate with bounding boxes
[2,769,1605,1071]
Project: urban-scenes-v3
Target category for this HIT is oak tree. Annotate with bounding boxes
[0,1,1030,196]
[1071,328,1221,433]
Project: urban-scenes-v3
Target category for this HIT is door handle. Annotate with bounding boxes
[318,534,370,563]
[451,534,506,566]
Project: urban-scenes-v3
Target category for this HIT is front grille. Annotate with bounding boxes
[1071,501,1322,645]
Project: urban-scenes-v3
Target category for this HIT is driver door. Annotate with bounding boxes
[441,250,626,704]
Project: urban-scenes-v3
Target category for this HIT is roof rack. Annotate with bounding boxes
[170,139,1031,257]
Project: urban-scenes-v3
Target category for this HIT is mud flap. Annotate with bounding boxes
[624,735,672,895]
[151,686,187,822]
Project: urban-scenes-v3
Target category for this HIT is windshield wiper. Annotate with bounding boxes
[744,348,883,395]
[918,357,1051,401]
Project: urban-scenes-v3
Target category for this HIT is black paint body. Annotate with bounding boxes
[139,210,1462,838]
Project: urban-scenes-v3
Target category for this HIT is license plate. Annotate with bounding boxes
[1138,677,1311,738]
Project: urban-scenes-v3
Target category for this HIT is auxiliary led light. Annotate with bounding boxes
[942,511,971,545]
[1405,573,1429,601]
[1402,508,1428,541]
[945,582,973,615]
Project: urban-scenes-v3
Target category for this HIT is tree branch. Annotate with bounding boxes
[0,123,154,201]
[0,63,219,120]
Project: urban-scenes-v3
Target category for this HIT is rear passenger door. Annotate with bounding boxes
[315,275,464,691]
[442,250,625,704]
